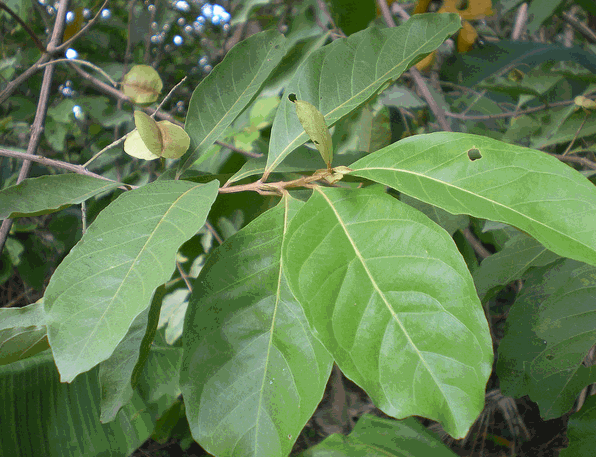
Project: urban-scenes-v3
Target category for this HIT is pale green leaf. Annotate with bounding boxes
[350,132,596,268]
[124,129,161,160]
[121,65,163,104]
[45,180,219,382]
[157,120,190,159]
[0,174,121,219]
[179,30,287,175]
[266,13,461,173]
[181,196,333,457]
[291,95,333,166]
[283,186,493,438]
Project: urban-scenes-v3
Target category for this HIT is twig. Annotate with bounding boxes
[176,260,194,292]
[562,112,589,156]
[39,58,118,86]
[53,0,110,53]
[0,147,128,184]
[0,0,70,253]
[377,0,451,132]
[152,76,188,119]
[0,1,46,52]
[547,152,596,170]
[512,3,528,41]
[315,0,347,38]
[0,55,50,105]
[215,140,263,158]
[462,227,491,260]
[83,135,129,168]
[205,220,223,245]
[561,10,596,43]
[444,98,582,120]
[115,0,135,140]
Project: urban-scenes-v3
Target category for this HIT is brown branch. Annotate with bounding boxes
[547,152,596,170]
[461,227,492,260]
[53,0,110,53]
[315,0,347,39]
[0,54,50,105]
[561,10,596,44]
[0,0,70,253]
[0,148,129,184]
[377,0,452,132]
[0,1,46,52]
[444,98,582,120]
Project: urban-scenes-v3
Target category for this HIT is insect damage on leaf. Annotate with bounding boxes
[289,93,333,168]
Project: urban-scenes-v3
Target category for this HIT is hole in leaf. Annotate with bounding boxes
[467,148,482,161]
[288,93,297,103]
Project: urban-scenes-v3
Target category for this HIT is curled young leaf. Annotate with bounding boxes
[124,112,190,160]
[289,94,333,167]
[121,65,163,104]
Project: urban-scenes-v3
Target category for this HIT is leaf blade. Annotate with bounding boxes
[283,186,492,438]
[350,132,596,268]
[45,180,219,382]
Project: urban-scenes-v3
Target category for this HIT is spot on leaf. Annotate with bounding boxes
[467,148,482,161]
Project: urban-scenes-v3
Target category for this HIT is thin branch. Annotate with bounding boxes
[39,58,118,86]
[53,0,110,53]
[0,0,70,253]
[444,98,582,120]
[562,112,589,156]
[512,3,528,40]
[377,0,451,131]
[205,220,223,245]
[83,135,129,168]
[0,1,46,52]
[0,54,50,105]
[461,227,492,260]
[152,76,188,119]
[215,140,263,158]
[315,0,347,38]
[0,148,128,184]
[561,10,596,43]
[547,152,596,170]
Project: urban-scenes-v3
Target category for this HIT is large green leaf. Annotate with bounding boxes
[497,259,596,419]
[0,174,121,219]
[265,13,461,174]
[181,196,333,457]
[300,414,457,456]
[283,186,493,438]
[473,233,560,302]
[179,30,287,175]
[45,180,219,382]
[0,300,49,365]
[350,132,596,268]
[0,352,155,457]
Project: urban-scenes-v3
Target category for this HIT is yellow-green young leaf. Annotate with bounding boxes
[157,121,190,159]
[124,130,160,160]
[290,94,333,166]
[134,111,162,156]
[121,65,163,104]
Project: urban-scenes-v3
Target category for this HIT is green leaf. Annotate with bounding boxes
[121,64,163,104]
[497,259,596,419]
[400,194,469,236]
[473,233,560,302]
[45,180,219,382]
[265,13,461,173]
[283,186,493,438]
[179,30,287,175]
[559,395,596,457]
[0,301,49,365]
[0,174,121,219]
[181,196,333,456]
[300,414,457,456]
[290,94,333,166]
[349,132,596,268]
[231,0,271,25]
[0,353,155,457]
